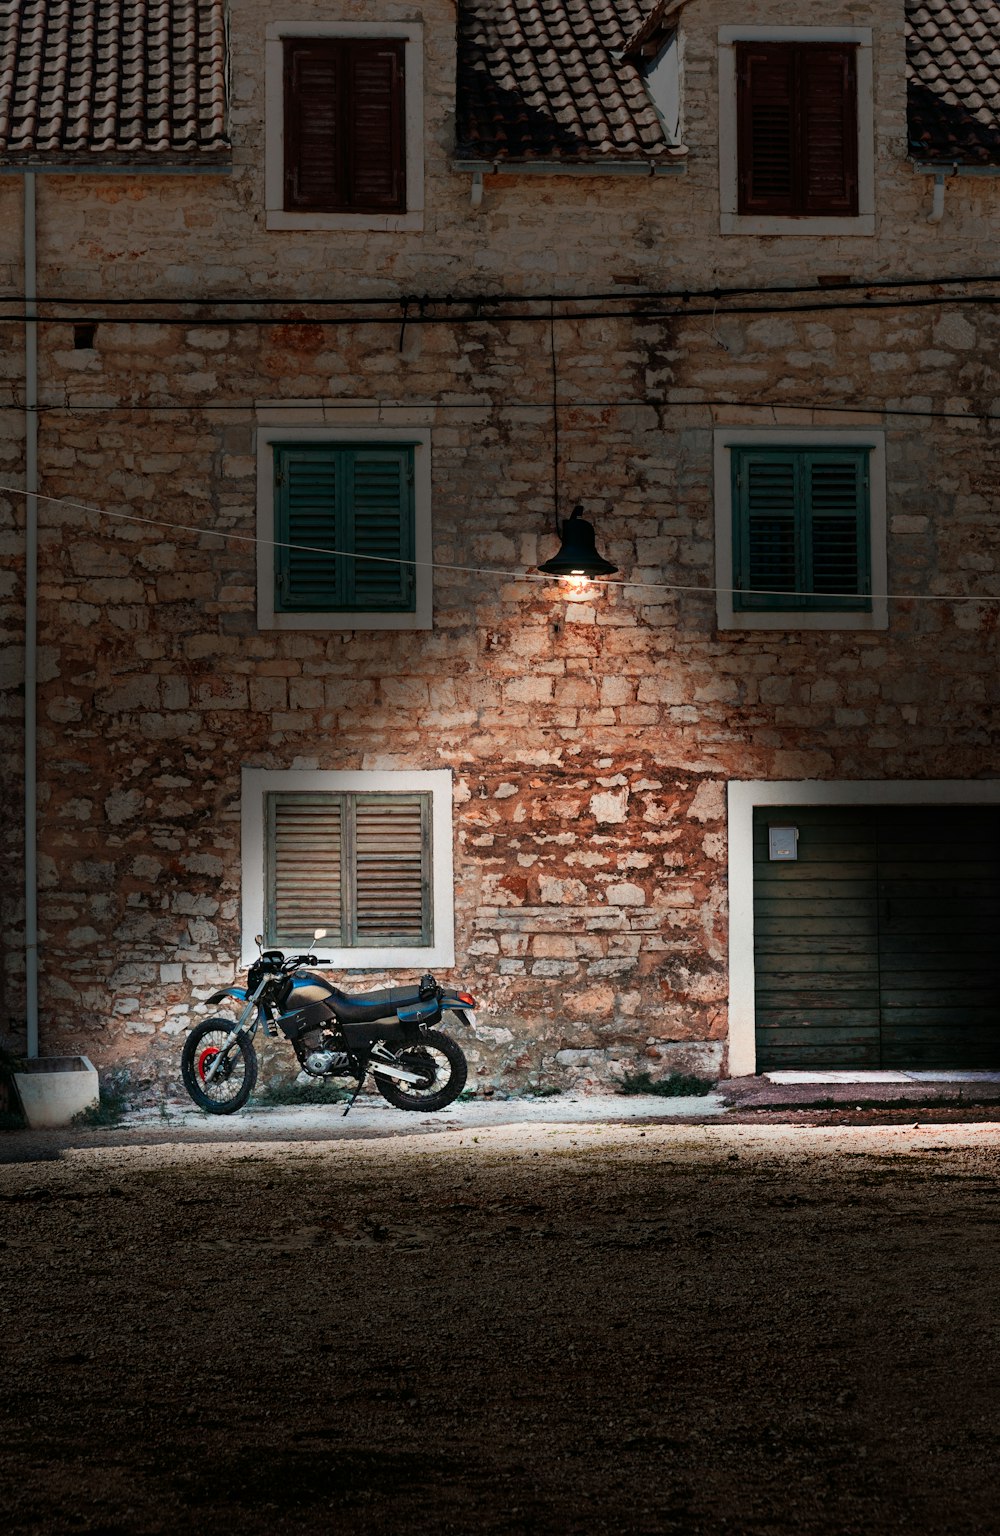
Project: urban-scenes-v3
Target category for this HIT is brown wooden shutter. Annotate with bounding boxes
[348,43,406,213]
[737,43,795,214]
[801,45,858,216]
[352,796,431,945]
[736,41,858,218]
[283,38,404,215]
[284,41,343,212]
[269,796,344,947]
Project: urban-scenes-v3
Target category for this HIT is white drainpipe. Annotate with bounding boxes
[927,169,949,223]
[23,171,38,1058]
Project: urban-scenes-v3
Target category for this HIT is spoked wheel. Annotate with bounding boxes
[181,1018,258,1114]
[372,1029,468,1113]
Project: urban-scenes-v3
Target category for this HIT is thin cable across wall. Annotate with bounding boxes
[3,481,999,607]
[17,396,1000,423]
[7,266,1000,309]
[7,291,1000,327]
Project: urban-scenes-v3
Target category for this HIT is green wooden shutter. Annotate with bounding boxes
[351,795,432,946]
[805,453,870,607]
[732,447,870,613]
[735,453,798,608]
[346,449,415,612]
[274,446,343,612]
[274,444,415,614]
[267,794,346,947]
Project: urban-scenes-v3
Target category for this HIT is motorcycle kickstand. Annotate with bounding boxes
[342,1075,367,1117]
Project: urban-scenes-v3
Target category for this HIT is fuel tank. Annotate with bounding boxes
[286,970,338,1005]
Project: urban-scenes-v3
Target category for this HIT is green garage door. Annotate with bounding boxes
[754,805,1000,1070]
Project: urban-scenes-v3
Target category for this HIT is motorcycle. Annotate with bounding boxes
[180,933,477,1116]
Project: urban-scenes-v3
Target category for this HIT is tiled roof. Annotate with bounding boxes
[456,0,684,164]
[907,1,1000,164]
[0,0,228,161]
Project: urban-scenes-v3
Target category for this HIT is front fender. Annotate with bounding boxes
[206,986,249,1005]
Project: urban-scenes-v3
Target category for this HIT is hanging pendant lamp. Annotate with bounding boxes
[538,505,618,579]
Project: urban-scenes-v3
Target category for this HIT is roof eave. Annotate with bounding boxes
[910,157,1000,175]
[453,156,687,176]
[0,153,232,175]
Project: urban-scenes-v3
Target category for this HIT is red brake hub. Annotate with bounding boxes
[196,1045,220,1083]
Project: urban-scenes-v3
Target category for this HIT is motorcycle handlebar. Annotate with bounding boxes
[280,953,332,971]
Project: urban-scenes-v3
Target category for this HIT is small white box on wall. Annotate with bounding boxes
[768,826,799,861]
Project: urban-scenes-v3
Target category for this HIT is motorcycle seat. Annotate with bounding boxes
[325,984,426,1025]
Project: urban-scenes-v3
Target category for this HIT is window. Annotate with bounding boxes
[265,23,424,233]
[256,424,432,632]
[274,443,415,616]
[283,39,405,215]
[267,791,431,949]
[731,447,870,613]
[714,430,887,632]
[241,769,455,969]
[718,27,874,236]
[736,42,857,217]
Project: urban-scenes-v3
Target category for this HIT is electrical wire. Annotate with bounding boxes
[6,268,1000,308]
[11,397,1000,423]
[3,481,999,607]
[5,293,1000,328]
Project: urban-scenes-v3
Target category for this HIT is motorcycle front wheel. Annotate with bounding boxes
[181,1018,258,1114]
[373,1029,468,1112]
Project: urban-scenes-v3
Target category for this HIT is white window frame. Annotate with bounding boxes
[241,767,455,970]
[256,420,432,632]
[714,427,888,633]
[717,25,875,237]
[727,780,1000,1075]
[264,21,425,233]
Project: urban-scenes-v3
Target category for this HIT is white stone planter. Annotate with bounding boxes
[12,1056,100,1130]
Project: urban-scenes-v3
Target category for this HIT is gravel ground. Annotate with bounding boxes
[3,1119,1000,1535]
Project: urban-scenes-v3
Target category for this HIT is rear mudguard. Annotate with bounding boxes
[440,998,477,1029]
[206,987,249,1005]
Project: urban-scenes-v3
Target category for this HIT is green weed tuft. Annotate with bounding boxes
[73,1067,134,1128]
[256,1078,351,1106]
[521,1084,563,1098]
[619,1070,715,1098]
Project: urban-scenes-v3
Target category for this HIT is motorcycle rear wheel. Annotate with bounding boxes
[181,1018,258,1114]
[372,1030,467,1112]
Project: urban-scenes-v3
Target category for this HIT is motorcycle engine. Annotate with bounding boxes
[303,1044,350,1076]
[299,1026,349,1077]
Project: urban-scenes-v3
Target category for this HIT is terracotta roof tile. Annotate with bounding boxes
[907,1,1000,164]
[0,0,228,161]
[459,0,1000,169]
[456,0,684,163]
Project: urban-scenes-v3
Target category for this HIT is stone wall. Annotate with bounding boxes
[1,0,999,1090]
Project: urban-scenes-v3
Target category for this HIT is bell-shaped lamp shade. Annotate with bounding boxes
[538,505,618,578]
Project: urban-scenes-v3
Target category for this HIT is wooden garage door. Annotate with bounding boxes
[754,805,1000,1070]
